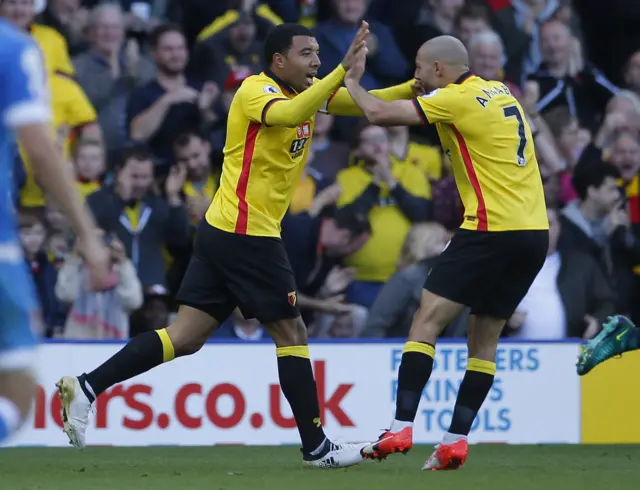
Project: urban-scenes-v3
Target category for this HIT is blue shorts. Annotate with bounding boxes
[0,249,39,371]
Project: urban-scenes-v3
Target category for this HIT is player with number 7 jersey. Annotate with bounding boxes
[411,72,547,232]
[343,35,549,471]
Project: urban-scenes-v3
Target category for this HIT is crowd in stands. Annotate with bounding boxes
[5,0,640,341]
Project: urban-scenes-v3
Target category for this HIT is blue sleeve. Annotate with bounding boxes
[0,35,51,128]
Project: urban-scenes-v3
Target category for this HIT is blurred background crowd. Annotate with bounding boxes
[5,0,640,341]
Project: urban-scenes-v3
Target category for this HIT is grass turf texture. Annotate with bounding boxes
[1,445,639,490]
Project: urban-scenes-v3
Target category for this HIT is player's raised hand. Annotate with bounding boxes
[345,46,367,84]
[341,20,369,71]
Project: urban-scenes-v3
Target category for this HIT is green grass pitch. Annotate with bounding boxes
[1,445,639,490]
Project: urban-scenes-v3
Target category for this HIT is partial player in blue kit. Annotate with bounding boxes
[0,18,110,446]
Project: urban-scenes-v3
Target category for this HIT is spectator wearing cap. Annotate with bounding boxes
[191,11,263,88]
[336,122,431,308]
[73,3,156,159]
[529,19,618,131]
[55,230,143,339]
[127,24,220,171]
[86,146,191,288]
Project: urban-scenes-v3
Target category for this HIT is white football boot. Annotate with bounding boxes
[302,440,369,469]
[56,376,92,448]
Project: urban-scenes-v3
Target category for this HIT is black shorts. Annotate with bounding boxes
[425,229,548,319]
[176,221,300,324]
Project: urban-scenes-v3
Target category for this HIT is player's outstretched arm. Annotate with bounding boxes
[261,20,370,127]
[325,80,416,117]
[263,65,348,127]
[343,79,423,126]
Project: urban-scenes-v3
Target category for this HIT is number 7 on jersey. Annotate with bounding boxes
[503,105,527,167]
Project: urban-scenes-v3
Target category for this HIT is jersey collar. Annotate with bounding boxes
[264,69,297,95]
[453,71,474,85]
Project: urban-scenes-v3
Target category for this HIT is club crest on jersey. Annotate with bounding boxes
[263,84,279,94]
[297,122,311,138]
[288,291,297,306]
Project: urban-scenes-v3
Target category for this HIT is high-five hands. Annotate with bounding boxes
[341,21,369,72]
[344,22,370,83]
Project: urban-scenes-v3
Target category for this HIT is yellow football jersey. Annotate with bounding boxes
[413,72,548,232]
[205,72,314,237]
[205,70,415,236]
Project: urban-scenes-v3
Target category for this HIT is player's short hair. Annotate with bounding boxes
[149,23,185,49]
[455,1,491,29]
[263,23,314,65]
[572,163,621,201]
[543,106,576,138]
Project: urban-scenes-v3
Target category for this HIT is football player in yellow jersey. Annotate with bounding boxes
[345,36,550,470]
[56,22,418,468]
